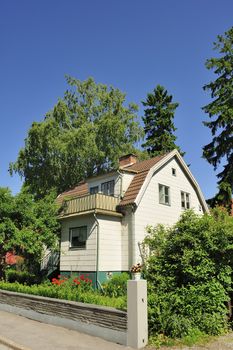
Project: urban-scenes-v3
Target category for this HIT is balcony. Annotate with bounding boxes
[59,193,122,218]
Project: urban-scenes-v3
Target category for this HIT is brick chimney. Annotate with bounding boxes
[119,154,138,168]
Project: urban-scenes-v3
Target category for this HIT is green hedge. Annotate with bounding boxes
[0,281,126,310]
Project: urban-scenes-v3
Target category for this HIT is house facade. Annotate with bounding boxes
[57,150,209,286]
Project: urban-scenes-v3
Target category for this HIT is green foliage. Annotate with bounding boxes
[0,281,126,310]
[102,272,129,297]
[202,27,233,207]
[142,85,183,156]
[0,187,60,275]
[4,269,38,285]
[10,77,143,198]
[144,209,233,338]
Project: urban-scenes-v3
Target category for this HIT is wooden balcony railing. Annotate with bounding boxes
[59,193,121,217]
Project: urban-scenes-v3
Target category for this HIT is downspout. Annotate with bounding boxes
[131,205,136,266]
[94,211,102,290]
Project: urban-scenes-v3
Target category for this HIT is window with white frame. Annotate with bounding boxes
[90,186,99,194]
[101,180,115,196]
[172,168,176,176]
[69,226,87,249]
[159,184,170,205]
[181,191,190,209]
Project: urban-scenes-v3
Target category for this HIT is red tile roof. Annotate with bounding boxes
[119,154,167,206]
[56,153,168,207]
[56,182,88,205]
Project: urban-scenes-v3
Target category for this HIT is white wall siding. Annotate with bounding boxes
[121,173,134,196]
[134,158,204,262]
[60,214,97,272]
[98,215,127,271]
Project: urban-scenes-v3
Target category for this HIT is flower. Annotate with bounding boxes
[130,263,142,273]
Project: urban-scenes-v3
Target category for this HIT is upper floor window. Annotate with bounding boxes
[181,191,190,209]
[159,184,170,205]
[69,226,87,249]
[101,180,115,196]
[90,186,99,195]
[172,168,176,176]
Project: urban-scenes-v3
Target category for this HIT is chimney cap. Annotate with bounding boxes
[119,153,138,168]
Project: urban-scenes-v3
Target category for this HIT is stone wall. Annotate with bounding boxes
[0,290,127,345]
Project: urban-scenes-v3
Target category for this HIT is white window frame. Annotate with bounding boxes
[172,168,176,176]
[159,184,170,206]
[69,226,87,249]
[181,191,191,209]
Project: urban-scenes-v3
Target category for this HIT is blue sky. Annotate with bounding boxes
[0,0,232,198]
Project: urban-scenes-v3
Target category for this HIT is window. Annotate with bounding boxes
[69,226,87,249]
[101,180,115,196]
[90,186,99,194]
[159,184,170,205]
[172,168,176,176]
[181,191,190,209]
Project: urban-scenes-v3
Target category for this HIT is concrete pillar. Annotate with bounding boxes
[127,279,148,349]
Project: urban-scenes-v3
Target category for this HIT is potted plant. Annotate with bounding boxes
[130,263,142,280]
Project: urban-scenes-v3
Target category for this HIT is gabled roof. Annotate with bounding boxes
[119,149,209,213]
[56,150,209,213]
[119,154,167,206]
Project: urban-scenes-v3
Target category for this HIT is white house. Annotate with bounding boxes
[57,150,209,286]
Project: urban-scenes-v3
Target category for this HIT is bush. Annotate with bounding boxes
[144,208,233,338]
[102,272,129,297]
[4,269,38,285]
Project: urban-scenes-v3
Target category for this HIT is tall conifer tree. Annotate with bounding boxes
[203,27,233,207]
[142,85,183,156]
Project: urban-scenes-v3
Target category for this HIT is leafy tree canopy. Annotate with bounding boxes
[142,85,184,156]
[0,187,59,275]
[203,27,233,207]
[10,77,143,197]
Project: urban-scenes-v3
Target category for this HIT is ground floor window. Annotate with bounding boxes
[69,226,87,248]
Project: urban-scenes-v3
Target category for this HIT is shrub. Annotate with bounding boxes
[144,208,233,338]
[102,272,129,297]
[4,269,38,285]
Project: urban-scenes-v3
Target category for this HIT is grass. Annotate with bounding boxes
[148,329,216,348]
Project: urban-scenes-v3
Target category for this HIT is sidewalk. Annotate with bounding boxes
[0,310,132,350]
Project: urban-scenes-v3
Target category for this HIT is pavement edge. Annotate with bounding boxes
[0,335,31,350]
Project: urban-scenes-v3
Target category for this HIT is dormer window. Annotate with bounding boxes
[101,180,115,196]
[90,186,99,194]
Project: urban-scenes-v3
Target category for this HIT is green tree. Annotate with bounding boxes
[10,77,143,198]
[142,85,183,156]
[203,27,233,208]
[0,187,59,276]
[143,209,233,338]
